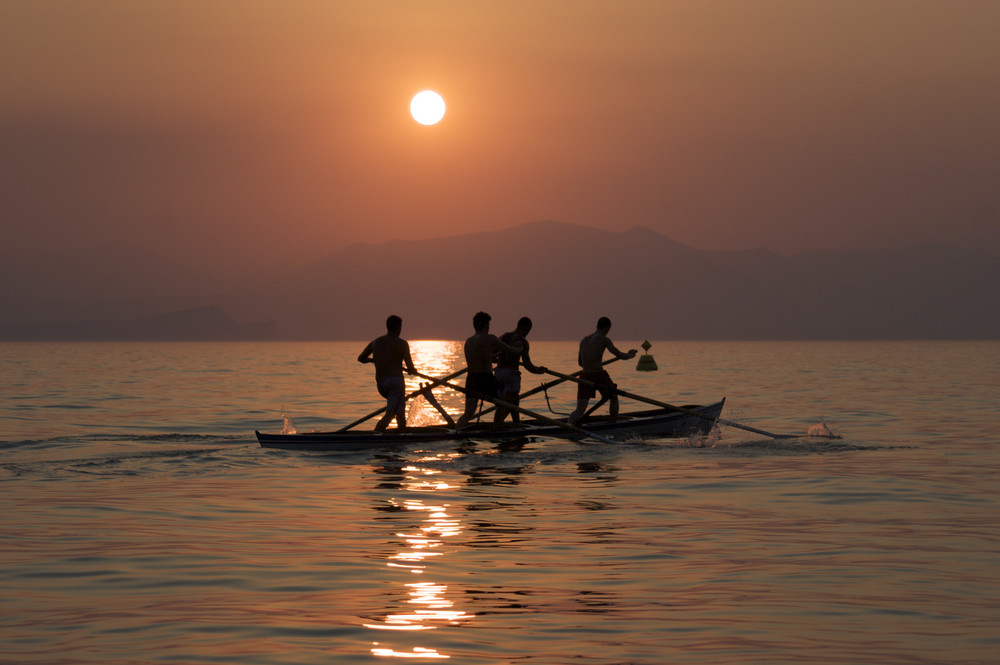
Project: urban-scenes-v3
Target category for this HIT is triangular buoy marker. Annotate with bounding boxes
[636,340,658,371]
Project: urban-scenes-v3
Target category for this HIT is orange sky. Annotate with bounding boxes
[2,1,998,272]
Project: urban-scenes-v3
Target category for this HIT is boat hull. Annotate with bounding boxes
[256,399,725,451]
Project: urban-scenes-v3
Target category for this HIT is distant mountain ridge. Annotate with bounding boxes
[0,306,277,342]
[2,221,998,340]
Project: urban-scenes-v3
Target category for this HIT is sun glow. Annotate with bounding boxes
[410,90,446,125]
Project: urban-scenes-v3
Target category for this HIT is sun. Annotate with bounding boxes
[410,90,446,125]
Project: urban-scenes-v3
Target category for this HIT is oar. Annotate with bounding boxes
[339,367,469,431]
[541,368,803,440]
[477,357,621,419]
[417,382,456,427]
[413,371,619,445]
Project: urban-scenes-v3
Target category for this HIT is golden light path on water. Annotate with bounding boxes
[408,341,463,384]
[369,340,496,657]
[367,341,475,657]
[366,458,471,659]
[404,341,465,427]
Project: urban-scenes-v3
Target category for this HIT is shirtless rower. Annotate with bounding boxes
[454,311,522,428]
[357,315,417,431]
[567,317,637,425]
[493,316,547,425]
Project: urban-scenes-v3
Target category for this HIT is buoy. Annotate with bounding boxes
[636,340,658,371]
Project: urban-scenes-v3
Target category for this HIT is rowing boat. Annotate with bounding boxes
[255,399,725,451]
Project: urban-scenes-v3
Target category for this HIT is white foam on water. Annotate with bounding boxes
[407,394,446,428]
[807,418,838,438]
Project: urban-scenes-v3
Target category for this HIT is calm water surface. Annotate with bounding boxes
[1,341,998,664]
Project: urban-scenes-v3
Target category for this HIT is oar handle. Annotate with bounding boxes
[413,371,618,445]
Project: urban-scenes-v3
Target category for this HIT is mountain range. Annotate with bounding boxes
[2,220,998,340]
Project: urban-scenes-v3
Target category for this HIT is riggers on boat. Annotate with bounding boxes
[255,399,725,451]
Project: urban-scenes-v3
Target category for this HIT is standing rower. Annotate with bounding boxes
[568,317,637,425]
[494,316,547,425]
[454,311,522,428]
[357,315,417,431]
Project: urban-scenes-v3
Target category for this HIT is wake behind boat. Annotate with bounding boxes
[255,399,725,451]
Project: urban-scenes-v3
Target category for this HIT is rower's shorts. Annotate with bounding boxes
[466,372,498,399]
[494,368,521,395]
[377,375,406,415]
[577,370,616,400]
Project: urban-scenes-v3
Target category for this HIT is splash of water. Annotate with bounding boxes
[280,406,297,435]
[681,423,722,448]
[703,423,723,446]
[807,418,839,438]
[407,395,445,428]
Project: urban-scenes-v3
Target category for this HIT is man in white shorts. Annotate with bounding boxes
[357,315,417,431]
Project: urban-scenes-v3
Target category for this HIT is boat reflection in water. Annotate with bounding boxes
[366,457,472,659]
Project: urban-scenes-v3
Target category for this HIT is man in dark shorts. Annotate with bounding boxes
[357,315,417,431]
[454,311,522,428]
[568,317,637,425]
[494,316,547,425]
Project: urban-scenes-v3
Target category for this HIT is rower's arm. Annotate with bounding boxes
[607,340,637,360]
[521,343,546,374]
[403,344,417,375]
[357,342,374,364]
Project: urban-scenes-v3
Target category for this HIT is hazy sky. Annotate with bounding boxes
[2,1,998,271]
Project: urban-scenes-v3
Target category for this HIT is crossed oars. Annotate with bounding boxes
[341,366,616,443]
[411,371,618,445]
[340,358,621,433]
[343,357,833,441]
[476,357,621,420]
[338,367,468,432]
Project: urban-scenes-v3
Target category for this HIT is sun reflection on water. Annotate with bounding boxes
[404,341,465,425]
[408,340,463,381]
[366,462,471,659]
[370,645,450,659]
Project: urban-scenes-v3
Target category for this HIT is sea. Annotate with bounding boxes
[1,340,998,665]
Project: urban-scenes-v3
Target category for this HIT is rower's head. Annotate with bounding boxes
[386,314,402,335]
[516,316,533,336]
[473,311,491,332]
[596,316,612,334]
